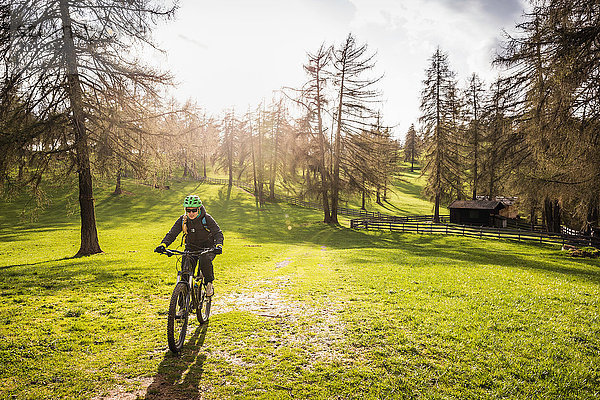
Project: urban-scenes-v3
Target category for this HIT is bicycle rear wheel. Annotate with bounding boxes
[167,282,189,353]
[196,283,212,324]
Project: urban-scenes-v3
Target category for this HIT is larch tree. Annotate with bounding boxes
[0,0,176,256]
[294,43,333,222]
[495,0,600,233]
[419,47,459,223]
[330,33,381,224]
[463,73,486,200]
[403,124,419,172]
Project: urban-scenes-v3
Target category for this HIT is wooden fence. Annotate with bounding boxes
[198,177,449,222]
[198,176,599,249]
[350,218,600,248]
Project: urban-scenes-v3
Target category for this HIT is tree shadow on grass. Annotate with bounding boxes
[0,255,146,294]
[0,256,76,270]
[144,323,209,400]
[202,187,600,284]
[350,233,600,285]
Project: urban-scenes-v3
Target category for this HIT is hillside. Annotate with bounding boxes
[1,177,599,399]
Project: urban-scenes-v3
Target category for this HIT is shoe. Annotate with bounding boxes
[205,282,214,297]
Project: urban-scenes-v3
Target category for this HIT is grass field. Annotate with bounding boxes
[1,176,599,399]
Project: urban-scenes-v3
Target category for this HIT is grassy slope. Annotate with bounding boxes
[340,165,447,216]
[0,177,599,399]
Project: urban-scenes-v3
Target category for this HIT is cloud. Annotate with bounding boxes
[433,0,526,27]
[151,0,530,139]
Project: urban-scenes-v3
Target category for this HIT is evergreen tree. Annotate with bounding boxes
[463,73,486,200]
[419,47,460,222]
[403,124,420,172]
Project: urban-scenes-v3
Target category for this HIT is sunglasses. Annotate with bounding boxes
[185,208,199,213]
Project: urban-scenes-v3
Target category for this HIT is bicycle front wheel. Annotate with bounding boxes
[167,282,189,353]
[196,283,212,324]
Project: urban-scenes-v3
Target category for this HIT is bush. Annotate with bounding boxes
[566,246,600,258]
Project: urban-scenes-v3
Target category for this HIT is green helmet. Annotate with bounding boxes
[183,195,203,208]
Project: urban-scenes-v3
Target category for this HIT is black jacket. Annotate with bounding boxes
[161,211,224,251]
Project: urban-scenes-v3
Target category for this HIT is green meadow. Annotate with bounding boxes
[1,175,599,399]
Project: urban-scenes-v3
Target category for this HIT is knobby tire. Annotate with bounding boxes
[167,282,189,353]
[196,283,211,324]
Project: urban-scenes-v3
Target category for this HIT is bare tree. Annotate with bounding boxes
[330,33,382,224]
[289,43,333,222]
[1,0,176,256]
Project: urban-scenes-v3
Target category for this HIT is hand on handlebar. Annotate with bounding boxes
[214,244,223,255]
[154,244,166,253]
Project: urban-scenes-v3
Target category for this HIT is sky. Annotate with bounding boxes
[150,0,530,141]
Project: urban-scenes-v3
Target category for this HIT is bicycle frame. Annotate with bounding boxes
[158,247,215,353]
[164,247,214,281]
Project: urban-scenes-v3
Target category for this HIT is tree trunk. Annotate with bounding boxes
[587,205,599,236]
[269,112,279,201]
[251,125,258,199]
[316,77,331,223]
[472,90,479,201]
[552,200,561,233]
[488,160,495,200]
[544,198,561,233]
[227,119,233,187]
[530,206,537,230]
[361,187,366,210]
[433,193,440,223]
[60,0,101,257]
[331,72,345,225]
[383,180,388,201]
[114,167,123,195]
[472,134,478,200]
[257,109,265,206]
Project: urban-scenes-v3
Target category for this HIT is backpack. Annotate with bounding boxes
[182,214,209,235]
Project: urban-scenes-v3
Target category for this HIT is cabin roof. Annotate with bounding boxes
[448,200,505,210]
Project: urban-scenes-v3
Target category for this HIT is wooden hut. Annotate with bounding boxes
[448,200,505,226]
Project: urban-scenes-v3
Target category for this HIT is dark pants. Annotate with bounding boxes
[189,253,215,283]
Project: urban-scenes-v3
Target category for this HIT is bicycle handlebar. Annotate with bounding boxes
[157,248,215,257]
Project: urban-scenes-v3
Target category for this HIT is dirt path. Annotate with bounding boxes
[93,261,347,400]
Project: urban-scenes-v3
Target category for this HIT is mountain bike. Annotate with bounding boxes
[156,247,215,353]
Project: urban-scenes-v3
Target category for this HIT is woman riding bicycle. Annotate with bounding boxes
[155,195,223,296]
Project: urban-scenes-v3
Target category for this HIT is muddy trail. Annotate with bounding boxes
[93,264,349,400]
